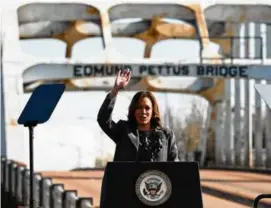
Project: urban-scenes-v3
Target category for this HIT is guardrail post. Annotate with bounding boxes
[23,169,30,206]
[34,173,42,207]
[10,162,18,207]
[1,157,6,185]
[76,197,93,208]
[16,166,26,206]
[21,168,28,206]
[62,190,78,208]
[5,159,11,192]
[50,184,65,208]
[62,190,77,208]
[1,158,8,207]
[41,177,53,208]
[10,162,18,197]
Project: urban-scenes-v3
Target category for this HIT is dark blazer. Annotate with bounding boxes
[97,93,179,162]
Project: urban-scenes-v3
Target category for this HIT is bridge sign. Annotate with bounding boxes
[71,64,271,79]
[73,64,248,78]
[23,63,271,83]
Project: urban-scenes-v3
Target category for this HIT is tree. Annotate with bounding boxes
[95,153,114,168]
[164,104,186,161]
[184,99,205,153]
[163,98,206,161]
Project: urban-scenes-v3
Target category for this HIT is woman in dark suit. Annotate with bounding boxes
[97,69,179,162]
[97,69,179,207]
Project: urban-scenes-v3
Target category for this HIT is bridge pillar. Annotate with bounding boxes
[234,78,242,166]
[266,80,271,168]
[231,23,243,166]
[200,105,212,166]
[242,23,251,167]
[254,23,265,168]
[224,79,234,165]
[215,102,226,165]
[254,78,264,168]
[264,26,271,168]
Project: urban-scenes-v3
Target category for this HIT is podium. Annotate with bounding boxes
[101,162,203,208]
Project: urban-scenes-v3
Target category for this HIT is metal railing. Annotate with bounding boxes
[1,156,94,208]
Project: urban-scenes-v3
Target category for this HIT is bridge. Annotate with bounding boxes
[1,0,271,207]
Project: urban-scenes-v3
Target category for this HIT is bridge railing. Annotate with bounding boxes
[1,156,94,208]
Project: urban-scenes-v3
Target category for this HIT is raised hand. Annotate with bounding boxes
[114,69,132,90]
[110,68,131,97]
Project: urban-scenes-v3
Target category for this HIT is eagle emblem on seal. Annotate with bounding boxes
[143,179,163,199]
[135,170,172,206]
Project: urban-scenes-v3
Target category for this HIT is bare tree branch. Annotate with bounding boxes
[164,98,206,161]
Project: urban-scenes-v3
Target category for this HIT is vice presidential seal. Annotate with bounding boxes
[135,170,172,206]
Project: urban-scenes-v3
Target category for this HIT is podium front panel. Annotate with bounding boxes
[102,162,203,208]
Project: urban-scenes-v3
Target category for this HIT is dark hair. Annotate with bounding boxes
[128,91,162,129]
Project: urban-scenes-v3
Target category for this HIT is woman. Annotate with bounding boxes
[97,69,179,162]
[97,69,179,207]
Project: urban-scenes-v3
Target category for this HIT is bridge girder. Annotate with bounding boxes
[16,2,254,124]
